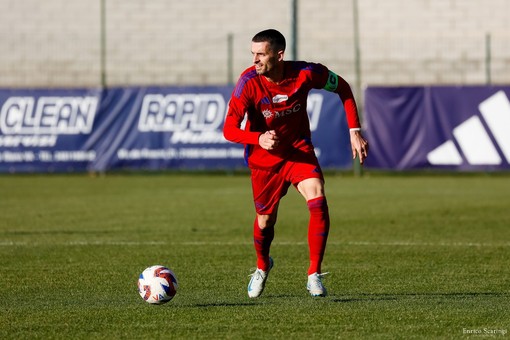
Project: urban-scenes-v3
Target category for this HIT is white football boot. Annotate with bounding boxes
[307,272,328,297]
[247,257,273,298]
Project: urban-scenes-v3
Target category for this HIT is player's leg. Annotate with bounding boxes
[297,177,330,276]
[253,209,278,271]
[248,169,288,298]
[248,211,278,298]
[297,177,330,297]
[284,148,330,297]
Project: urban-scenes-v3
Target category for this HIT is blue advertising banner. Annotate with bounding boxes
[364,86,510,170]
[0,87,351,173]
[91,86,244,171]
[0,88,102,172]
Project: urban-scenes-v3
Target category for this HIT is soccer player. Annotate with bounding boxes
[223,29,368,298]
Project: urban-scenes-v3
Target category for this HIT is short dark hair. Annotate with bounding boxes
[252,29,286,53]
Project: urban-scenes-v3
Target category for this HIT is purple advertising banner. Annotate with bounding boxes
[0,87,351,173]
[364,86,510,170]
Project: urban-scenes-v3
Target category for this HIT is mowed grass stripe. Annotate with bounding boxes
[1,240,510,247]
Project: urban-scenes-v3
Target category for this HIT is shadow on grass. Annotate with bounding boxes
[192,302,258,308]
[185,292,510,308]
[332,292,510,303]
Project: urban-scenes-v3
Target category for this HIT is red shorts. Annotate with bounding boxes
[250,151,324,215]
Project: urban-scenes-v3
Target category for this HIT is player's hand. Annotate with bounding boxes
[259,130,280,150]
[350,130,369,164]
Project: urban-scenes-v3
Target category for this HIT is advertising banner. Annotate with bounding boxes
[364,86,510,170]
[0,87,352,173]
[0,88,102,172]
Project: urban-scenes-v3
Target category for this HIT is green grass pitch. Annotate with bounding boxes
[1,173,509,339]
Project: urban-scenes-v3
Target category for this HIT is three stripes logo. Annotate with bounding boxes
[427,91,510,166]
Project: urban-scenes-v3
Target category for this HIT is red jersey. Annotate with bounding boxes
[224,61,360,171]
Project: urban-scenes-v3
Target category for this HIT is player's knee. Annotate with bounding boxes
[257,214,277,229]
[297,178,325,201]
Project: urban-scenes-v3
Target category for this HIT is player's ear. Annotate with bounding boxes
[277,50,285,61]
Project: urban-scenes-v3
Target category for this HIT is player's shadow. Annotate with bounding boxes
[332,292,509,303]
[188,292,509,307]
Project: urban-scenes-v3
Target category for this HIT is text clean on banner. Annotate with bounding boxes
[0,88,102,172]
[364,86,510,170]
[0,87,352,173]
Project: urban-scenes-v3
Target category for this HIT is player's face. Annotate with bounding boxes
[251,41,282,77]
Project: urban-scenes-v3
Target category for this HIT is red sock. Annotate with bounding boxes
[253,218,274,271]
[307,196,330,275]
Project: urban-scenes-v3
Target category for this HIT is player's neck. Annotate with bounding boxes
[263,62,285,84]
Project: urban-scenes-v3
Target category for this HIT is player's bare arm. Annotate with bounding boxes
[321,68,369,164]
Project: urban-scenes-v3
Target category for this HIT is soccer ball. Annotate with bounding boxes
[138,265,178,304]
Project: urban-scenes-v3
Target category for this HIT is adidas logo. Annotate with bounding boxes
[427,91,510,166]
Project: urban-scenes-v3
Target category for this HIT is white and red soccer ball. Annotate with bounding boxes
[138,265,178,304]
